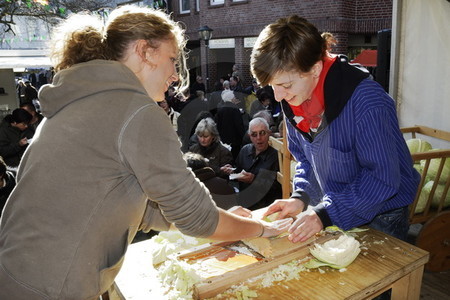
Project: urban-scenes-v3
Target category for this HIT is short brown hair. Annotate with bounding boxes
[251,15,326,86]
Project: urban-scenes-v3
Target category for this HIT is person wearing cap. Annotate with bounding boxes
[215,89,246,160]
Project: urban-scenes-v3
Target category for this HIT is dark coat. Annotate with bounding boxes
[0,170,17,217]
[0,122,27,167]
[177,97,208,152]
[215,102,246,159]
[235,144,281,210]
[22,113,44,140]
[24,85,38,102]
[189,140,233,178]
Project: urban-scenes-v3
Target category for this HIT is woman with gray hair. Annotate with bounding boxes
[189,117,233,178]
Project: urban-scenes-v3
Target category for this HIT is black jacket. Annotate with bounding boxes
[0,170,17,217]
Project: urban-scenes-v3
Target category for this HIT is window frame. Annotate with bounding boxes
[210,0,224,5]
[179,0,190,14]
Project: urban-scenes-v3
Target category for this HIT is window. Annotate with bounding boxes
[210,0,224,5]
[180,0,190,14]
[118,1,145,6]
[196,0,200,11]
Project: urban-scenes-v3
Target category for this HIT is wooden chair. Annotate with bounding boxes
[401,126,450,224]
[268,136,296,199]
[401,125,450,272]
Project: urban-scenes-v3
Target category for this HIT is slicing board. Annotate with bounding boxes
[177,231,341,299]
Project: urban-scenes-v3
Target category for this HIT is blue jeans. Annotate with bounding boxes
[367,206,410,241]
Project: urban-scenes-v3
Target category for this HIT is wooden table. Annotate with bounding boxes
[109,229,429,300]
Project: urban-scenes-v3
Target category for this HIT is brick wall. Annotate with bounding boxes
[173,0,392,87]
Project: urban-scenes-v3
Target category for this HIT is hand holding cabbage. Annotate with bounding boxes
[263,199,323,242]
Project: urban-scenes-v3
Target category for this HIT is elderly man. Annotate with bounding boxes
[222,117,281,210]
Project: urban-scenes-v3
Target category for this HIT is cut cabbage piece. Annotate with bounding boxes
[263,212,280,222]
[325,226,368,233]
[305,235,361,269]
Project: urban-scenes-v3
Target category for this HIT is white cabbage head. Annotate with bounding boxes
[308,234,361,269]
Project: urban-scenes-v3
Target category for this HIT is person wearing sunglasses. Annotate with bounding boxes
[221,117,281,210]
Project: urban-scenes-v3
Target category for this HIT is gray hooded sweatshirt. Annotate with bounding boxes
[0,60,219,300]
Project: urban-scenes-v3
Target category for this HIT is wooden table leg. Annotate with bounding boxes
[391,265,425,300]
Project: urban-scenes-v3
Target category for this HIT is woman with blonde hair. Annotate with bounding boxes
[0,6,291,299]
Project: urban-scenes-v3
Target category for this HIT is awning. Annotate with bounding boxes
[0,49,52,69]
[351,50,377,67]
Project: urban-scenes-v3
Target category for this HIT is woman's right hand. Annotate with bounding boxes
[259,218,293,238]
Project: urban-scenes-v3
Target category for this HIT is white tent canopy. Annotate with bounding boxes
[0,49,52,69]
[391,0,450,148]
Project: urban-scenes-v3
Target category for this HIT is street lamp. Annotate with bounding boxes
[198,25,213,92]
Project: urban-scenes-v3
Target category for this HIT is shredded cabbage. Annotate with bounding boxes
[149,231,211,265]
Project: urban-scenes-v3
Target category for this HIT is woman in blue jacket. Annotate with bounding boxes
[252,15,420,241]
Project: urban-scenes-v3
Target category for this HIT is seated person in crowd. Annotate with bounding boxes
[189,117,233,178]
[0,108,32,167]
[215,89,246,160]
[177,89,208,152]
[157,98,180,132]
[243,78,261,114]
[249,91,272,118]
[242,110,277,147]
[221,117,281,210]
[0,156,17,217]
[20,102,44,140]
[187,111,214,148]
[183,152,237,210]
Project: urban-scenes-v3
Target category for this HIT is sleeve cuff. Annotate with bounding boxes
[290,190,310,211]
[312,203,333,228]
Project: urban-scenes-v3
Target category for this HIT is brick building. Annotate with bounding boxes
[171,0,392,90]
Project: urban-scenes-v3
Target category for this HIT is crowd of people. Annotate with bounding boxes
[159,65,285,211]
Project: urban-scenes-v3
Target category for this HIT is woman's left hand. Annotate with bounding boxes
[288,210,323,243]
